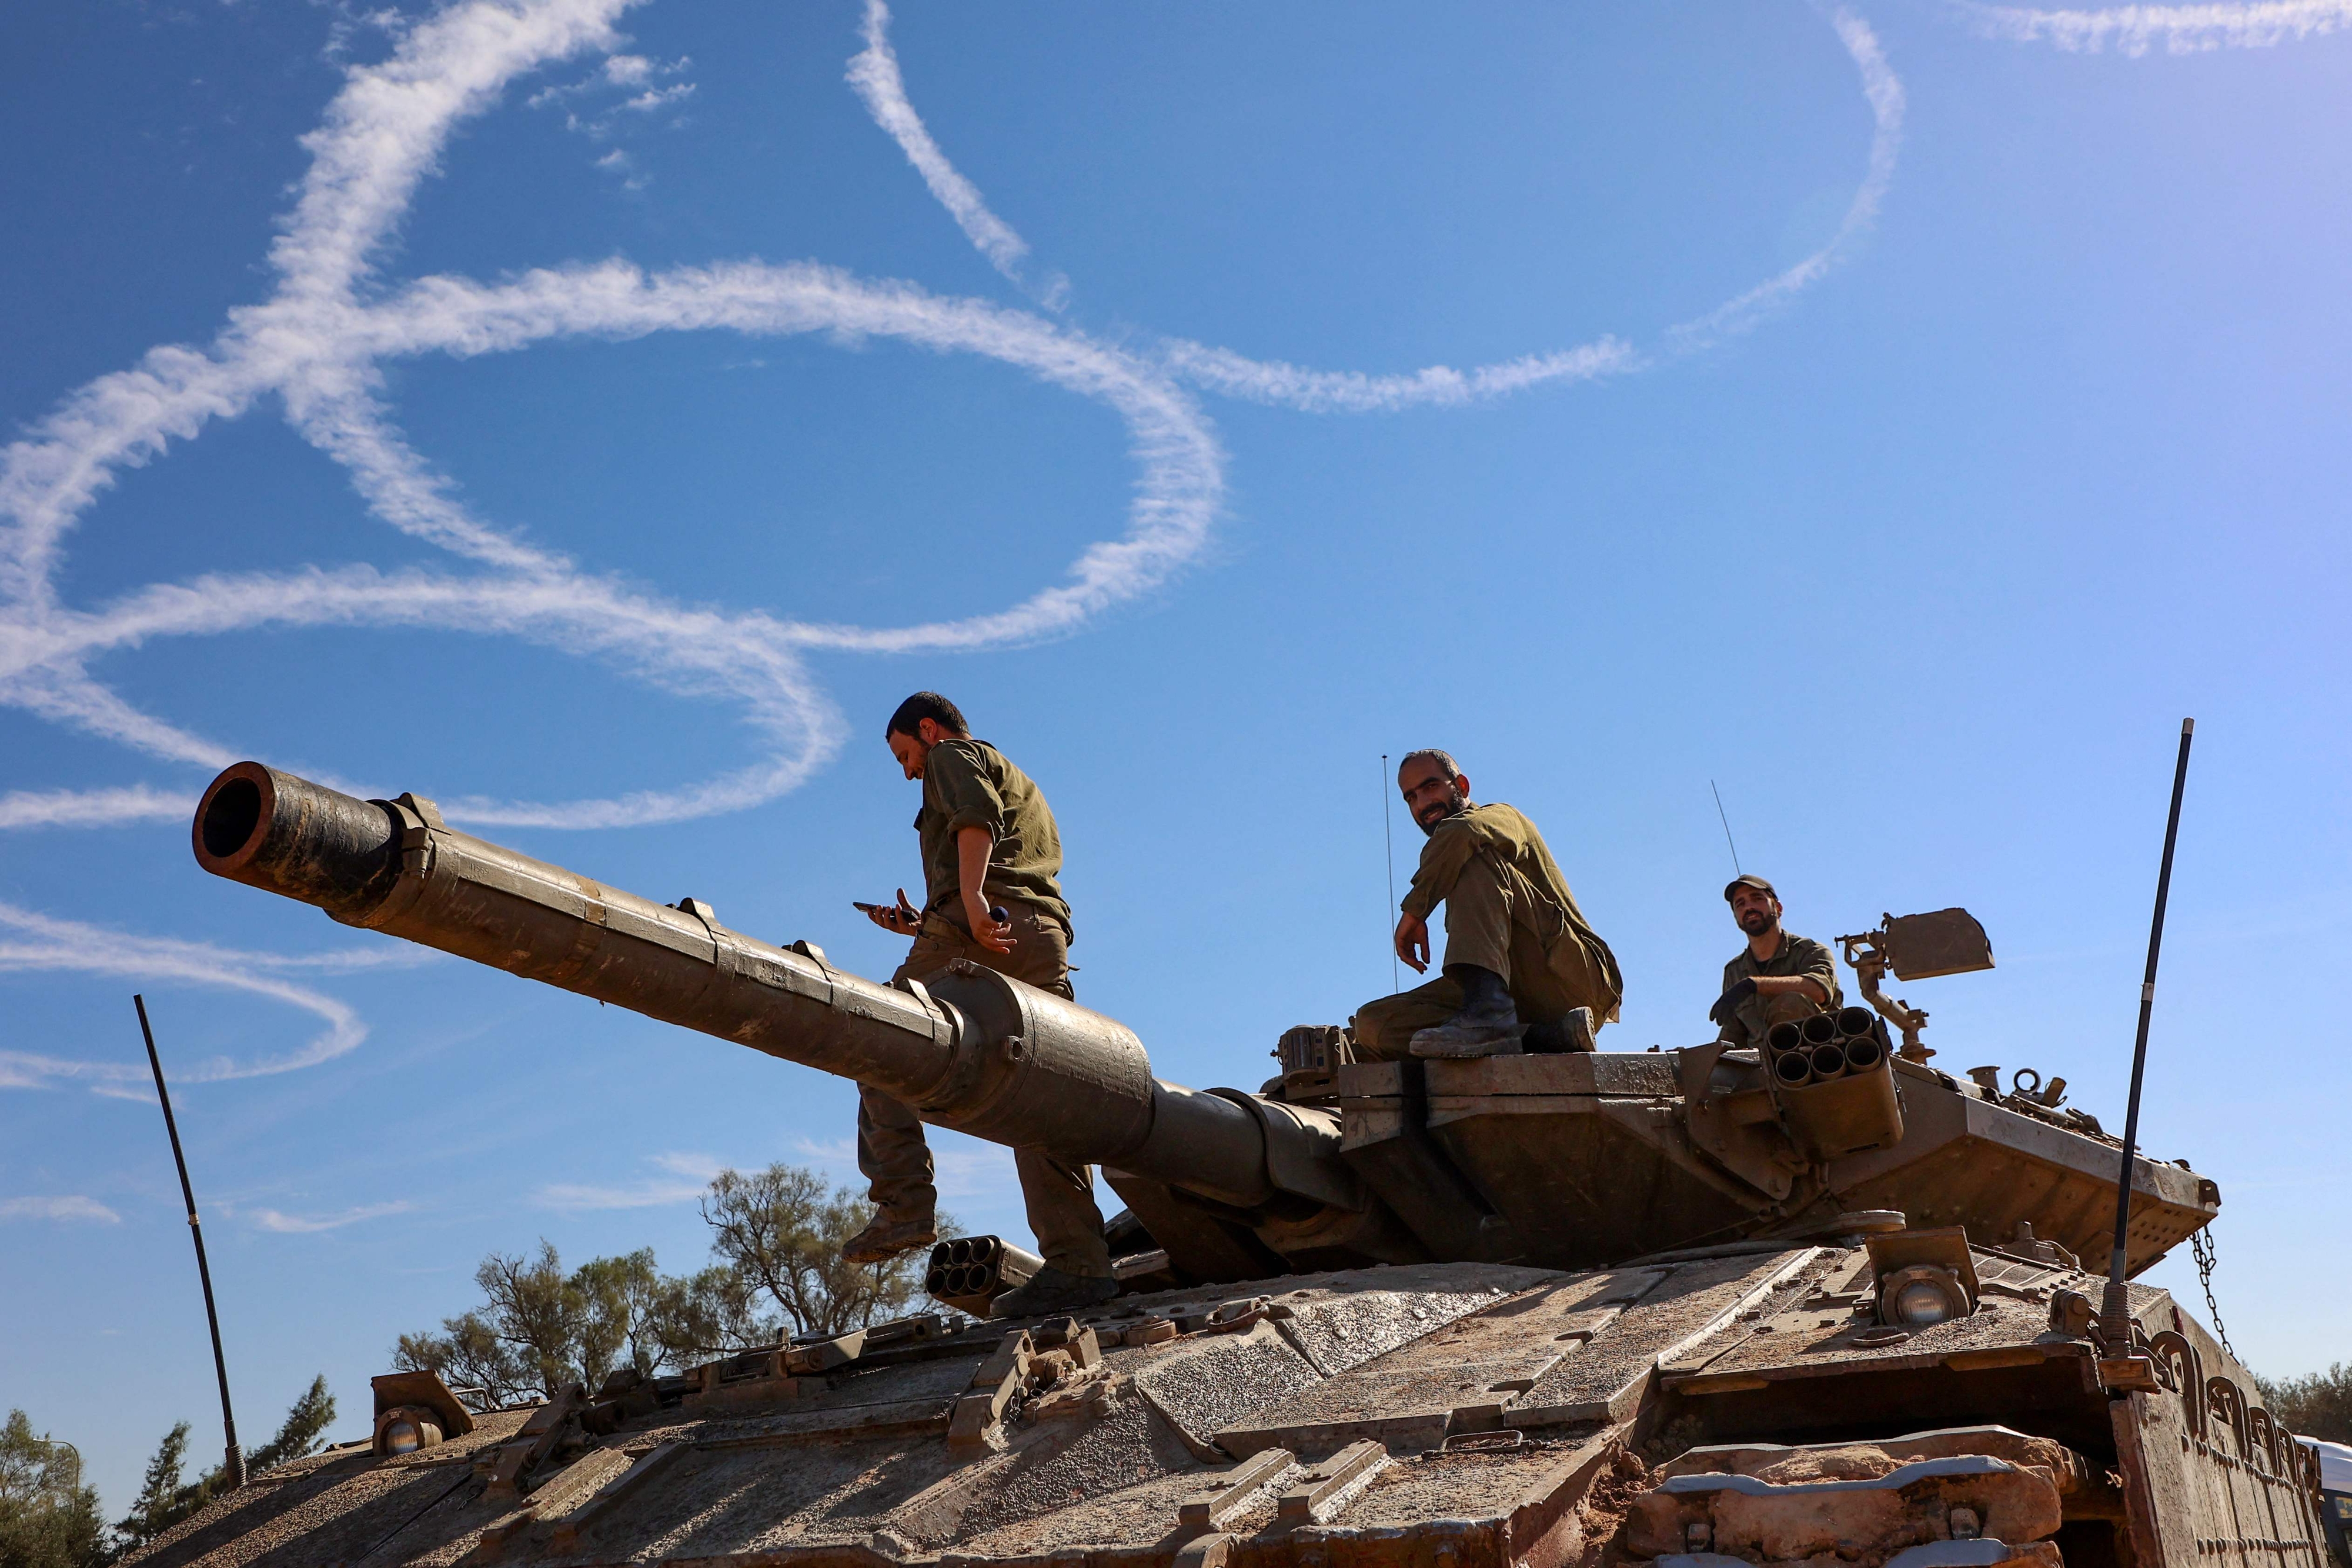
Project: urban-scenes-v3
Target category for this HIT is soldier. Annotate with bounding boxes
[1708,874,1843,1046]
[841,692,1116,1316]
[1352,750,1623,1059]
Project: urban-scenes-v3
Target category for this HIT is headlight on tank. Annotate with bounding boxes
[1865,1226,1982,1329]
[1881,1265,1972,1326]
[373,1407,443,1456]
[369,1370,476,1460]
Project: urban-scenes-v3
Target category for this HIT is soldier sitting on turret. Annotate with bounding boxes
[1351,750,1622,1059]
[842,691,1117,1316]
[1709,874,1843,1046]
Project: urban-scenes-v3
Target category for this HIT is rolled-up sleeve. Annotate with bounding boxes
[1400,821,1479,921]
[928,742,1005,840]
[1792,938,1842,1006]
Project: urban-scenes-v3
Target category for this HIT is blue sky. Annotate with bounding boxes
[4,0,2350,1514]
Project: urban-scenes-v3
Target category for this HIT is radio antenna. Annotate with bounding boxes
[1711,780,1742,874]
[1381,755,1399,991]
[2097,719,2194,1360]
[136,995,245,1491]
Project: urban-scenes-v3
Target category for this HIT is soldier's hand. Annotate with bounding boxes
[1708,977,1758,1027]
[864,890,921,935]
[1394,911,1431,974]
[965,892,1016,956]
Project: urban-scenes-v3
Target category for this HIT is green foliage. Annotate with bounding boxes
[245,1377,335,1476]
[112,1422,195,1559]
[0,1411,108,1568]
[701,1164,937,1338]
[2257,1361,2352,1445]
[393,1161,948,1404]
[109,1378,338,1558]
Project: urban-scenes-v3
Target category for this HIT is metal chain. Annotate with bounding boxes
[2190,1224,2236,1358]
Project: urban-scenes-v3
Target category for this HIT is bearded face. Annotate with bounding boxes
[1398,762,1469,835]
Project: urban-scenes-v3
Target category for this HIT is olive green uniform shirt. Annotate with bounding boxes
[1400,802,1623,1014]
[1715,931,1843,1048]
[917,738,1073,937]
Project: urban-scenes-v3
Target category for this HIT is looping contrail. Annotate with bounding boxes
[4,0,2331,1089]
[0,898,420,1095]
[849,4,1907,412]
[1,0,1221,841]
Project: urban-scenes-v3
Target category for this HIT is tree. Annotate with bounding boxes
[112,1423,195,1559]
[2258,1362,2352,1444]
[396,1243,701,1403]
[245,1378,335,1476]
[391,1159,952,1400]
[700,1165,941,1338]
[110,1379,338,1557]
[0,1410,107,1568]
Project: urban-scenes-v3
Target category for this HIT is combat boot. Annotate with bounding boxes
[841,1209,937,1265]
[989,1266,1120,1319]
[1408,965,1524,1058]
[1522,1006,1598,1055]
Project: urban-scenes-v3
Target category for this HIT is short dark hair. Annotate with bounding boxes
[886,691,969,741]
[1396,748,1461,784]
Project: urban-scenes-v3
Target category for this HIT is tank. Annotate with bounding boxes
[131,761,2324,1568]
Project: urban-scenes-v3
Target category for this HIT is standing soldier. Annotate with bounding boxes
[843,692,1115,1316]
[1709,874,1842,1045]
[1352,749,1622,1059]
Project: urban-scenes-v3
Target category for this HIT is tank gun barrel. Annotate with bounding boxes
[191,763,1311,1215]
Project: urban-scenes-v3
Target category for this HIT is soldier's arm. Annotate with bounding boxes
[1714,958,1753,1043]
[1755,939,1837,1006]
[928,741,1007,842]
[956,827,1013,954]
[1398,821,1478,921]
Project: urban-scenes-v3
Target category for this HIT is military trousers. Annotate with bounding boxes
[1352,852,1619,1062]
[858,902,1114,1279]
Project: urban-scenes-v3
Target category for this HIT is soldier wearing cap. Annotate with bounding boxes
[1710,874,1843,1047]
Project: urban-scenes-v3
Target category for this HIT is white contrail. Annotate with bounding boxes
[1664,7,1905,353]
[846,0,1067,307]
[1,0,1222,837]
[1948,0,2352,52]
[1156,339,1642,415]
[841,3,1903,412]
[0,898,409,1094]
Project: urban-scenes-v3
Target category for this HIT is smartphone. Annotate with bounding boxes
[852,901,887,916]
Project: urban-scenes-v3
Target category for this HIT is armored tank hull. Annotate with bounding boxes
[148,763,2318,1568]
[123,1241,2321,1568]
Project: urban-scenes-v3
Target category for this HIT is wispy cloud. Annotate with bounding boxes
[0,0,1222,838]
[0,1195,122,1223]
[529,47,696,157]
[846,0,1068,309]
[1947,0,2352,52]
[246,1200,413,1233]
[0,898,422,1095]
[535,1150,721,1211]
